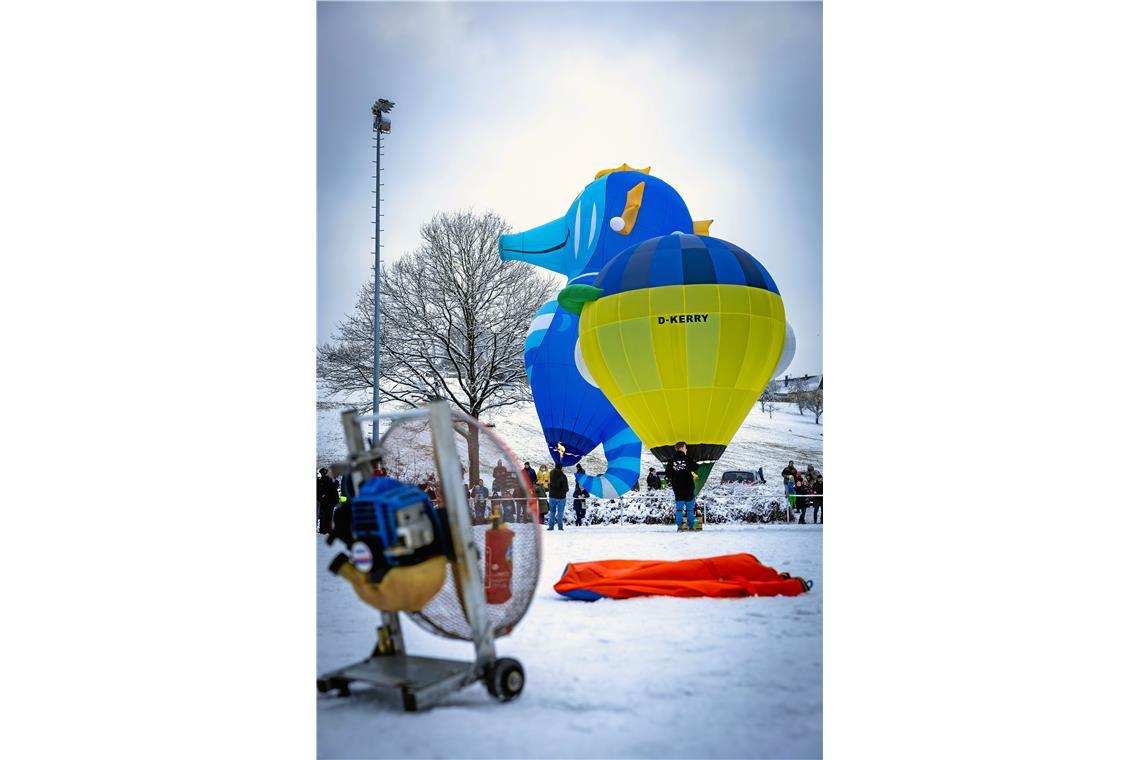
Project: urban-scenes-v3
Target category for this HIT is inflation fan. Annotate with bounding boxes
[317,400,542,710]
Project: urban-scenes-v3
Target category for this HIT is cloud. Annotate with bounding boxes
[318,2,821,374]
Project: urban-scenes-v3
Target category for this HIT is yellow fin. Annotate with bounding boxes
[595,163,651,180]
[692,219,713,235]
[615,181,646,235]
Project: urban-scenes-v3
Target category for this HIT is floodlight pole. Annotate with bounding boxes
[372,126,381,445]
[371,98,394,445]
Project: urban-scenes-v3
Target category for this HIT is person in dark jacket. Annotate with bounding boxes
[812,475,823,524]
[795,478,809,524]
[667,442,699,531]
[572,483,587,526]
[646,467,661,490]
[547,462,569,531]
[522,461,537,486]
[339,472,356,501]
[330,499,353,545]
[492,459,508,493]
[781,460,798,482]
[317,467,339,534]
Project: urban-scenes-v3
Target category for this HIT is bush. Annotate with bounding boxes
[580,483,791,525]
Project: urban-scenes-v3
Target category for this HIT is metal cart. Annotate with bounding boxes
[317,400,529,710]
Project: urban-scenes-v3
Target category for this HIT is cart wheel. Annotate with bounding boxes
[401,688,418,712]
[485,658,525,702]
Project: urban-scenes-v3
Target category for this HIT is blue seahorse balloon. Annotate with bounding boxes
[499,164,712,497]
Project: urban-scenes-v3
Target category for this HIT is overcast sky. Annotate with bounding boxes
[318,1,821,376]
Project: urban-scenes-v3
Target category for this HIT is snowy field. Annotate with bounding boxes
[317,523,822,759]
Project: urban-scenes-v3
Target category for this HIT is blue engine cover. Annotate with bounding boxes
[350,476,452,566]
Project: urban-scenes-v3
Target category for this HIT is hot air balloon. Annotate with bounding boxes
[559,233,794,494]
[499,165,714,498]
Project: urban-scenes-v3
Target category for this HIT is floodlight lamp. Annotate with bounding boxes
[372,99,395,133]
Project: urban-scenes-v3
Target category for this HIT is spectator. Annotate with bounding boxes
[522,461,537,486]
[547,462,569,531]
[646,467,661,490]
[470,478,490,524]
[667,441,699,531]
[784,475,797,521]
[490,487,503,522]
[511,484,527,523]
[575,463,585,478]
[330,497,353,545]
[813,475,823,524]
[339,471,356,501]
[373,461,386,478]
[420,474,438,504]
[756,466,767,484]
[534,481,549,524]
[805,464,817,482]
[795,477,809,524]
[781,460,798,482]
[492,459,508,493]
[572,482,587,526]
[537,463,550,490]
[317,467,339,535]
[805,476,817,522]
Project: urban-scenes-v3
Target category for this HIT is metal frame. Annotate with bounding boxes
[318,399,503,711]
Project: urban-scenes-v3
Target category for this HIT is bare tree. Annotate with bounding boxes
[795,389,807,416]
[803,388,823,424]
[317,210,556,482]
[759,386,778,418]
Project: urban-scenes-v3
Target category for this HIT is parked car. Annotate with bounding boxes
[720,470,758,485]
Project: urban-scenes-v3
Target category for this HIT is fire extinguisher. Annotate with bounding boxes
[484,513,514,604]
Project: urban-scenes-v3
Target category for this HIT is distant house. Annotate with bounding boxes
[764,373,822,402]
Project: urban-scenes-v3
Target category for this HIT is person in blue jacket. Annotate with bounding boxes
[784,475,797,521]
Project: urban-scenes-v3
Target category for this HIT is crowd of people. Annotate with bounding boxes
[469,459,587,530]
[781,460,823,524]
[317,449,824,535]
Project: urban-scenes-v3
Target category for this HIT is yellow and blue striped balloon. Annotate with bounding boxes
[560,234,787,483]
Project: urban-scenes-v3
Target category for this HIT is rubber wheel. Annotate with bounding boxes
[485,658,525,702]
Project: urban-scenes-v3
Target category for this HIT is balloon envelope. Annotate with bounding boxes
[575,234,787,469]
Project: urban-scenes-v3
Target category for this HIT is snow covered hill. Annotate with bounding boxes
[318,401,821,487]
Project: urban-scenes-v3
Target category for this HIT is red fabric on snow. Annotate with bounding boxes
[554,553,810,600]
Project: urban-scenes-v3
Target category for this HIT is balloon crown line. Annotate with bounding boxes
[594,163,651,180]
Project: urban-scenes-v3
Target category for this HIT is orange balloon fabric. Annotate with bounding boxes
[554,553,811,601]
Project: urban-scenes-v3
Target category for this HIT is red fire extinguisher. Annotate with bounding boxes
[484,513,514,605]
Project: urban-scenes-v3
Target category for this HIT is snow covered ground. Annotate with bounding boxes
[317,523,822,759]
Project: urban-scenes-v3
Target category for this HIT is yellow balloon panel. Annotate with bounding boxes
[579,283,786,451]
